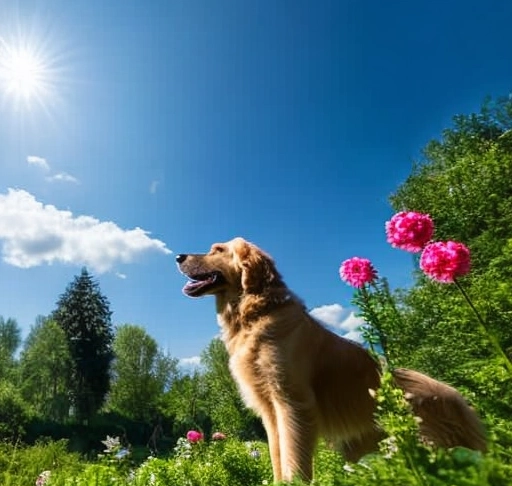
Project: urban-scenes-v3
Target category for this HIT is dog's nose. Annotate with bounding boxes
[175,254,187,264]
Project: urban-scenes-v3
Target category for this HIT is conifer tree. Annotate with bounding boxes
[53,268,114,422]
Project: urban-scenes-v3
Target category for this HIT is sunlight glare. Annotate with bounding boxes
[4,47,44,98]
[0,35,58,111]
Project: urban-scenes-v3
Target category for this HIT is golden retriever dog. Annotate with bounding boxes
[176,237,486,483]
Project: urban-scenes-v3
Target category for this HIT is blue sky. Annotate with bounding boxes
[1,0,511,368]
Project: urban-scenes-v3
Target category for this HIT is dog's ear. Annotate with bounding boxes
[232,238,280,293]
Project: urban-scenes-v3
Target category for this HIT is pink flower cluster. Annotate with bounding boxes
[186,430,204,443]
[186,430,227,443]
[386,211,471,283]
[339,257,377,288]
[419,241,471,283]
[339,211,471,287]
[385,211,434,253]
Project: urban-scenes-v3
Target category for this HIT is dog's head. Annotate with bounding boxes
[176,237,282,298]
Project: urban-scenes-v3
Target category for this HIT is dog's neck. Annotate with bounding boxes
[215,287,300,343]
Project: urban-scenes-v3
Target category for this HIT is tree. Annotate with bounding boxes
[19,317,72,421]
[0,316,21,382]
[107,324,178,421]
[201,338,264,439]
[52,268,114,422]
[162,370,211,437]
[0,381,32,441]
[385,94,512,420]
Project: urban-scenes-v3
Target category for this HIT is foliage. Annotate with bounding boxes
[106,324,178,422]
[162,370,212,438]
[19,318,72,421]
[200,338,264,439]
[52,268,115,422]
[0,316,21,382]
[385,94,512,421]
[0,434,511,486]
[0,439,82,486]
[0,381,32,441]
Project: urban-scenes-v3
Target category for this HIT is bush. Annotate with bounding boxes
[0,381,32,441]
[0,439,82,486]
[0,432,511,486]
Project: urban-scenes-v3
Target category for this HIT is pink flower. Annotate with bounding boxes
[186,430,204,443]
[385,211,434,253]
[339,257,377,288]
[212,431,226,441]
[420,241,471,283]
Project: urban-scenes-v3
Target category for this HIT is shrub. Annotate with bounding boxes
[0,381,32,441]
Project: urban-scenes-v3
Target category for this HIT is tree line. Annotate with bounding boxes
[0,268,262,451]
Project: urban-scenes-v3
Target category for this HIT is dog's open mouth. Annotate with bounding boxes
[183,271,225,297]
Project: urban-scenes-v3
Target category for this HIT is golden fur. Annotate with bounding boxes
[176,237,486,482]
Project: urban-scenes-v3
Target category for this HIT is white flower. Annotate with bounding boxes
[35,471,51,486]
[101,435,121,453]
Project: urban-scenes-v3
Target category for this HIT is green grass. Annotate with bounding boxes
[1,437,512,486]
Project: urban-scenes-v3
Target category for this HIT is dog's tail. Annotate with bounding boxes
[392,368,487,452]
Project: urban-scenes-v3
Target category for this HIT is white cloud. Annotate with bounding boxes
[0,188,172,272]
[26,156,78,183]
[310,303,366,343]
[115,272,127,279]
[27,155,50,171]
[149,180,160,194]
[46,172,79,184]
[179,356,202,374]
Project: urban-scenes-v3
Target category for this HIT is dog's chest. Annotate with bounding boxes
[228,336,280,412]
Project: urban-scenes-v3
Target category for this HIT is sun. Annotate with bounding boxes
[0,35,57,110]
[3,47,44,98]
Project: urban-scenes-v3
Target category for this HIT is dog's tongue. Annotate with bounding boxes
[183,280,204,293]
[182,275,216,296]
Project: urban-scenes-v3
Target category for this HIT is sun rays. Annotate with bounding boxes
[0,34,63,113]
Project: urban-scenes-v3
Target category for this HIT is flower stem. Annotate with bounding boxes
[360,285,384,358]
[454,278,512,377]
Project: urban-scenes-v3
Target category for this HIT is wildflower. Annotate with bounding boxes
[212,431,226,440]
[36,471,51,486]
[420,241,470,283]
[101,435,121,453]
[381,435,399,459]
[339,257,377,288]
[115,447,130,459]
[250,449,261,459]
[186,430,204,443]
[385,211,434,252]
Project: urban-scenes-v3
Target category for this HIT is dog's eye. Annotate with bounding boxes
[211,245,225,254]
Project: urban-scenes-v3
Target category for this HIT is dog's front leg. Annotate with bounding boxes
[274,400,317,483]
[261,410,282,481]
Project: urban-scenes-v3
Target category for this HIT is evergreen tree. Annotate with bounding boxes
[53,268,114,422]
